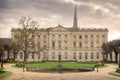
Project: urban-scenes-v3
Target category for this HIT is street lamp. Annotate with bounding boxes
[58,52,62,73]
[118,47,120,68]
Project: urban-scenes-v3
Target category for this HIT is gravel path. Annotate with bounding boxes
[1,63,120,80]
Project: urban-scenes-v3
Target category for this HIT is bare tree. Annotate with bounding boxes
[13,16,39,62]
[0,43,4,68]
[3,44,12,60]
[11,43,21,61]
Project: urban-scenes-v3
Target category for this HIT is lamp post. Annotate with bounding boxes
[58,52,62,73]
[118,47,120,68]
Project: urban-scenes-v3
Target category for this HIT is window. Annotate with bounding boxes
[91,42,94,48]
[26,53,29,59]
[32,52,34,59]
[38,45,40,49]
[52,52,55,59]
[64,52,68,59]
[97,53,99,59]
[38,53,40,59]
[73,53,76,59]
[20,52,23,59]
[96,35,100,41]
[73,35,76,40]
[91,53,94,59]
[73,42,76,48]
[64,35,67,39]
[102,35,105,38]
[43,45,47,49]
[58,35,61,39]
[85,35,88,39]
[79,53,82,59]
[15,54,17,59]
[90,35,94,42]
[38,35,40,39]
[58,41,61,49]
[32,35,34,39]
[43,35,46,40]
[52,35,55,39]
[79,35,82,39]
[52,41,55,48]
[79,42,82,48]
[85,53,88,59]
[43,52,46,59]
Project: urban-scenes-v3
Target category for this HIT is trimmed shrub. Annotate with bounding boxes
[116,68,120,73]
[95,63,104,67]
[15,63,25,67]
[0,68,3,72]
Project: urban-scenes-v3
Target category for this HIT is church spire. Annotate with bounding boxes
[73,6,78,29]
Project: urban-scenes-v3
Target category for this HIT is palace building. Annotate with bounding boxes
[11,6,108,62]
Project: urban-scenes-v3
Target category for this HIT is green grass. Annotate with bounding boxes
[109,71,120,77]
[0,71,12,79]
[15,62,99,69]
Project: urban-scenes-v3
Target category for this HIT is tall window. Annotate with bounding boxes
[58,41,61,49]
[79,42,82,48]
[91,53,94,59]
[90,35,94,42]
[73,42,76,48]
[85,35,88,39]
[38,35,40,39]
[38,53,40,59]
[85,53,88,59]
[52,35,55,39]
[64,35,67,39]
[52,52,55,59]
[64,52,68,59]
[97,53,99,59]
[43,52,46,59]
[52,41,55,48]
[26,53,29,59]
[73,53,76,59]
[32,35,34,39]
[73,35,76,40]
[38,45,40,49]
[91,42,94,48]
[32,52,34,59]
[79,35,82,39]
[43,35,46,40]
[58,35,61,39]
[20,52,23,59]
[79,53,82,59]
[96,35,100,41]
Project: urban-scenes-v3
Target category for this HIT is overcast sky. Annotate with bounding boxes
[0,0,120,41]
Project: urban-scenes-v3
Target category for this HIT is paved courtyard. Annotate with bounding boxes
[1,63,120,80]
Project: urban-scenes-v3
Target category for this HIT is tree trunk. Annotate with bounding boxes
[7,51,10,61]
[110,52,112,62]
[115,53,118,63]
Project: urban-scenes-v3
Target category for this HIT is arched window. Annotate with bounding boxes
[91,52,94,59]
[73,53,76,59]
[79,53,82,59]
[43,52,46,59]
[38,53,40,59]
[64,52,68,59]
[20,52,23,59]
[85,52,88,59]
[97,53,99,59]
[32,52,34,59]
[52,52,55,59]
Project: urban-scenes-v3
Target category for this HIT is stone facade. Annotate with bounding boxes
[11,25,108,62]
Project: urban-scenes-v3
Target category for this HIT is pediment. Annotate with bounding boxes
[49,25,69,31]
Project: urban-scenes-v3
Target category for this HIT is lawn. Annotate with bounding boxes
[109,71,120,77]
[15,62,98,69]
[0,71,12,79]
